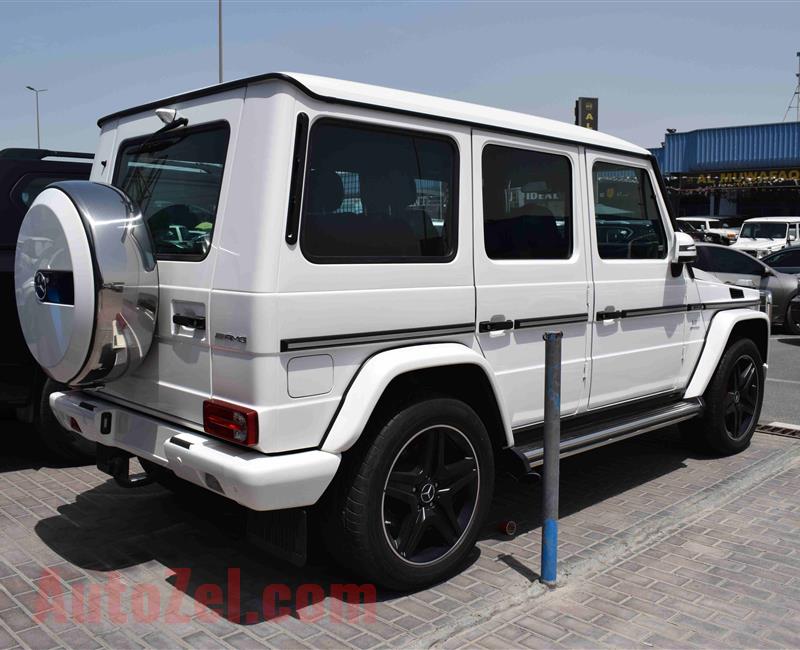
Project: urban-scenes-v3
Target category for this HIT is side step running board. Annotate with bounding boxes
[511,398,704,470]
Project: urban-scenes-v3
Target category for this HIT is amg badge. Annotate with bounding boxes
[215,332,247,345]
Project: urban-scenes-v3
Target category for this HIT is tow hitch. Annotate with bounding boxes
[96,443,154,488]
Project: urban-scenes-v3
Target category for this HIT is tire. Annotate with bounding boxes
[784,296,800,335]
[35,378,95,463]
[324,398,495,591]
[693,338,764,455]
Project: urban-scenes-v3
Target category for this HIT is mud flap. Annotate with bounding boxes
[246,508,307,567]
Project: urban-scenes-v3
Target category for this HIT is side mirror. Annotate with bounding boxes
[672,231,697,265]
[789,234,797,242]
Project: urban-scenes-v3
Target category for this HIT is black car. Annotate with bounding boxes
[1,148,94,459]
[762,246,800,275]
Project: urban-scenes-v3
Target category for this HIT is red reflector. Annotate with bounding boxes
[69,417,82,433]
[203,400,258,446]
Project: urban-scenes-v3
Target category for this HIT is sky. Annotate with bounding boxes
[1,1,799,153]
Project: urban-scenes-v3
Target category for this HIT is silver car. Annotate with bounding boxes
[693,243,800,334]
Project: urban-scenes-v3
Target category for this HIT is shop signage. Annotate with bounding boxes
[692,169,800,187]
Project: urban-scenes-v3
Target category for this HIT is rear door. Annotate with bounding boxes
[586,152,687,408]
[92,90,244,427]
[473,131,591,427]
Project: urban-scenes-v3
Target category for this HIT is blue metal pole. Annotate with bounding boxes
[541,331,562,588]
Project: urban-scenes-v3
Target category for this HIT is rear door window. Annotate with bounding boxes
[299,120,457,263]
[482,145,573,259]
[113,122,230,259]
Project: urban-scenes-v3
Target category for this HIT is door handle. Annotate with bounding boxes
[596,307,622,322]
[172,314,206,330]
[479,319,514,333]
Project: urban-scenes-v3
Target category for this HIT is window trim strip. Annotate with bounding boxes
[285,112,309,245]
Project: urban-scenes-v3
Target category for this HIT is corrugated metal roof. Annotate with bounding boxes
[657,122,800,174]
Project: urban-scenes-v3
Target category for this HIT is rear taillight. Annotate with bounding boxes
[203,400,259,446]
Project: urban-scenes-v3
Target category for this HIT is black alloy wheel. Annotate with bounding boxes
[323,398,494,591]
[691,338,765,455]
[722,355,759,440]
[382,425,480,565]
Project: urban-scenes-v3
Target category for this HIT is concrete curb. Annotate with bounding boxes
[411,439,800,649]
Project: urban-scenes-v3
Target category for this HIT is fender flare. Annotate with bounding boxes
[320,343,513,454]
[683,309,769,399]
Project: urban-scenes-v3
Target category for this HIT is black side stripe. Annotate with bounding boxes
[597,300,759,322]
[514,313,589,330]
[281,323,475,352]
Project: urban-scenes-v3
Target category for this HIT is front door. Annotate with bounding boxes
[473,131,591,428]
[586,152,687,408]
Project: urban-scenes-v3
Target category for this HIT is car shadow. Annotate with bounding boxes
[30,426,700,624]
[0,416,93,473]
[776,337,800,347]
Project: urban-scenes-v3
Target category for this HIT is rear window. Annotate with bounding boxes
[113,122,230,259]
[299,120,457,263]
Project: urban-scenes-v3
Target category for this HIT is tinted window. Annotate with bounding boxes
[740,222,788,239]
[300,121,456,262]
[11,173,82,208]
[113,123,230,258]
[482,145,572,259]
[592,163,667,259]
[694,246,764,275]
[765,249,800,268]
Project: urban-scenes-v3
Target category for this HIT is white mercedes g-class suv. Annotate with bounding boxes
[14,73,768,590]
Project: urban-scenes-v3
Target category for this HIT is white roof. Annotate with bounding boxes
[285,73,649,156]
[742,216,800,222]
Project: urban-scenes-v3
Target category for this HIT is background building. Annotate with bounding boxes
[650,121,800,221]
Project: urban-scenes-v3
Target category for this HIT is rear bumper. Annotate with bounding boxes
[49,391,340,511]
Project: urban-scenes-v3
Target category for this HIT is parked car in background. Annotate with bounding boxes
[1,148,95,460]
[677,219,716,243]
[677,216,738,245]
[730,216,800,259]
[762,246,800,275]
[693,242,800,334]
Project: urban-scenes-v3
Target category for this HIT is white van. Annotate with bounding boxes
[731,216,800,259]
[14,73,768,590]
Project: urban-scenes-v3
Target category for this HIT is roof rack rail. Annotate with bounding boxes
[0,148,93,161]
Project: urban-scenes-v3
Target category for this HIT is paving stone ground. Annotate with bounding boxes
[0,419,798,650]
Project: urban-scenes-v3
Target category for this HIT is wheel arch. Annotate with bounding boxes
[320,343,513,454]
[684,310,769,399]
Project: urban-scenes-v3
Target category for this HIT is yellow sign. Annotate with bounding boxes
[695,169,800,187]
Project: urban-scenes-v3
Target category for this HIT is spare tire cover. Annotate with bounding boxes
[15,180,158,386]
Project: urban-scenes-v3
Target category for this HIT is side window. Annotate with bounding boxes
[113,123,230,259]
[300,121,456,263]
[696,246,763,275]
[482,145,572,260]
[769,249,800,267]
[592,162,667,260]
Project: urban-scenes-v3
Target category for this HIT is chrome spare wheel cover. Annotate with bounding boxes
[15,181,158,386]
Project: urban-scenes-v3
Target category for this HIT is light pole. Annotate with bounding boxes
[25,86,47,149]
[218,0,223,83]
